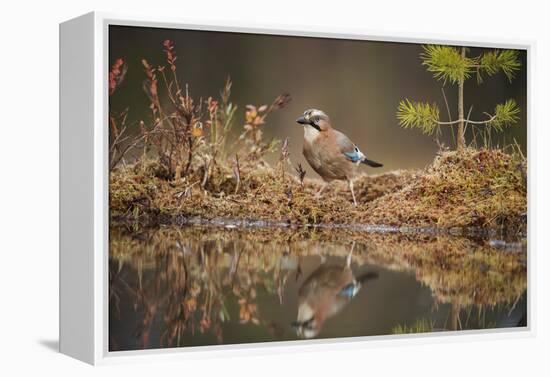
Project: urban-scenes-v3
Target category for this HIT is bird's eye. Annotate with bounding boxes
[303,317,315,328]
[354,147,359,152]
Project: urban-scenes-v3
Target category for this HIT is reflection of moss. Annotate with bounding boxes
[109,225,526,348]
[110,147,526,231]
[392,319,434,334]
[110,225,527,308]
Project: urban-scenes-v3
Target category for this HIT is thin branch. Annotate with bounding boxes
[434,115,496,126]
[110,135,145,171]
[464,106,474,126]
[232,154,241,195]
[441,88,453,122]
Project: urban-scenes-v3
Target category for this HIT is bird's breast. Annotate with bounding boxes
[303,125,320,144]
[303,133,356,181]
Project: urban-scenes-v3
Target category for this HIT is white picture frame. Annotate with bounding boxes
[59,11,534,365]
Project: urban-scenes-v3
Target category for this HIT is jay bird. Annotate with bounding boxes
[296,109,383,206]
[291,248,379,339]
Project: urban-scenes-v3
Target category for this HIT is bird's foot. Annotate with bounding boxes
[314,184,327,200]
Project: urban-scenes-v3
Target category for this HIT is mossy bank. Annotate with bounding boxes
[110,147,527,234]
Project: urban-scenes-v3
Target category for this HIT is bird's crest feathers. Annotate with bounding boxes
[303,108,329,121]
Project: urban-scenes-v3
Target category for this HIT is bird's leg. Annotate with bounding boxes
[314,182,328,199]
[346,241,356,268]
[348,179,358,206]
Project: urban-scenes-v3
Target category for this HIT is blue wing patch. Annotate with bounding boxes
[344,149,362,162]
[338,283,360,298]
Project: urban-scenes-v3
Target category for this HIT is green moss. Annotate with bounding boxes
[109,147,526,231]
[392,319,434,334]
[367,148,526,229]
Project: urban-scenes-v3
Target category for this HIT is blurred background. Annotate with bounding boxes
[109,25,527,175]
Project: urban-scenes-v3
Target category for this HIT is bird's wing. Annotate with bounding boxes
[338,282,360,298]
[334,130,365,163]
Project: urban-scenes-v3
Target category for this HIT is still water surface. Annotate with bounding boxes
[109,226,527,351]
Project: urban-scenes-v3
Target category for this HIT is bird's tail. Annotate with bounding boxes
[356,271,379,284]
[339,272,378,298]
[362,158,383,168]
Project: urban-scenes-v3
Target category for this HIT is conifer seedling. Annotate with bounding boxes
[397,45,521,151]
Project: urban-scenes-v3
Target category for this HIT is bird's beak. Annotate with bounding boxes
[296,116,309,125]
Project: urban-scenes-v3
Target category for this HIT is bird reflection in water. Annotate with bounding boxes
[292,246,379,338]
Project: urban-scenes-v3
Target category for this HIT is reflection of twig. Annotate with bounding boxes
[109,266,123,318]
[229,242,241,289]
[347,241,356,268]
[507,292,522,316]
[464,306,472,328]
[295,257,303,282]
[110,226,527,347]
[276,267,290,305]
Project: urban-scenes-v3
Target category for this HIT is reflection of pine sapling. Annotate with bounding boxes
[397,46,521,151]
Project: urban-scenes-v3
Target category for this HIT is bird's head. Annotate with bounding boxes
[296,109,331,131]
[291,303,321,339]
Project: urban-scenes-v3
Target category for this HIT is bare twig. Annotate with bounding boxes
[441,87,453,123]
[295,164,306,188]
[201,157,210,189]
[232,154,241,195]
[279,137,290,181]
